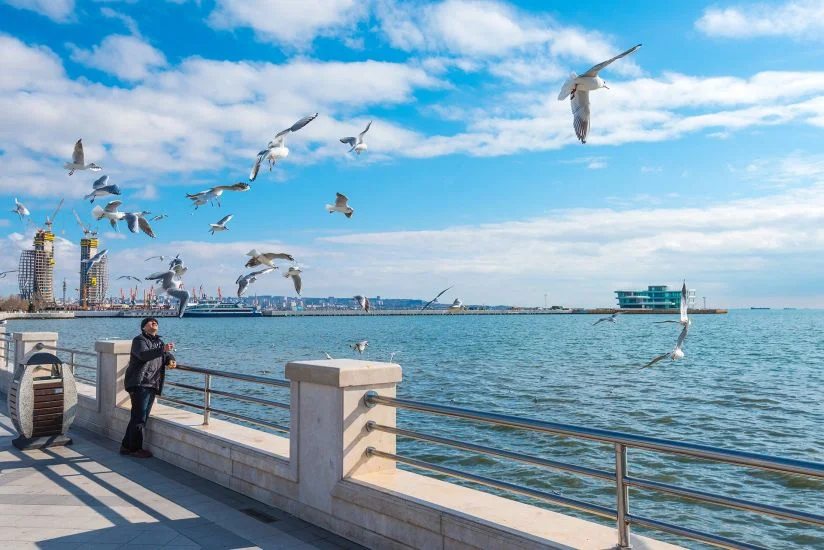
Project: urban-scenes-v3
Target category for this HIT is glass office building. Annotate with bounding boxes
[615,285,696,310]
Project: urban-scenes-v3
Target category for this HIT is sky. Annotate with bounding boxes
[0,0,823,308]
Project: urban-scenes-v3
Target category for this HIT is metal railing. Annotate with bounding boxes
[160,363,290,434]
[363,392,824,550]
[34,343,98,388]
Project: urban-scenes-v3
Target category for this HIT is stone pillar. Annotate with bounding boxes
[13,332,58,379]
[285,358,402,515]
[94,340,132,412]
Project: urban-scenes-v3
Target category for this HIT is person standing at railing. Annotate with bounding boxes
[120,317,176,458]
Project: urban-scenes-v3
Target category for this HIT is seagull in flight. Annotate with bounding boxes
[421,285,454,311]
[91,200,126,230]
[11,198,29,221]
[236,267,275,297]
[557,44,642,143]
[284,266,302,295]
[83,175,121,203]
[250,113,318,181]
[353,295,370,313]
[150,214,168,222]
[447,298,463,312]
[186,182,250,210]
[245,249,294,268]
[654,282,691,328]
[642,324,688,370]
[593,312,622,326]
[145,261,189,318]
[124,211,156,238]
[324,352,333,360]
[326,193,354,218]
[117,275,142,283]
[0,270,17,279]
[351,340,368,354]
[65,139,102,175]
[340,121,372,154]
[145,255,166,262]
[83,249,108,278]
[209,214,233,235]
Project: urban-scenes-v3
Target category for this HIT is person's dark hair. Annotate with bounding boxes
[141,317,159,330]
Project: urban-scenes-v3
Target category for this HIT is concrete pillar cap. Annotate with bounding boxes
[94,340,132,354]
[285,359,401,388]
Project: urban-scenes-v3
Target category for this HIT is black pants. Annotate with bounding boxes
[121,387,156,452]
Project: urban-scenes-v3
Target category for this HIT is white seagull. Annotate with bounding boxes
[447,298,463,312]
[124,211,156,238]
[236,267,275,297]
[65,139,102,175]
[593,312,622,326]
[83,175,121,203]
[340,121,372,154]
[83,249,108,278]
[351,340,368,354]
[0,270,18,279]
[557,44,642,143]
[250,113,319,181]
[91,200,126,230]
[654,282,691,328]
[642,324,688,370]
[145,261,189,318]
[11,198,30,221]
[145,255,166,262]
[326,193,354,218]
[353,295,370,313]
[421,285,454,311]
[209,214,233,235]
[324,352,333,360]
[186,182,250,210]
[117,275,142,283]
[284,266,302,295]
[245,249,294,268]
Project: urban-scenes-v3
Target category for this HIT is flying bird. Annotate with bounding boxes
[91,200,126,230]
[145,255,166,262]
[209,214,233,235]
[284,266,302,295]
[250,113,319,181]
[11,198,29,221]
[353,295,370,312]
[557,44,642,143]
[186,182,250,210]
[150,214,167,222]
[236,267,275,297]
[65,139,102,175]
[654,282,691,328]
[117,275,142,283]
[83,175,121,203]
[593,312,622,326]
[83,249,108,278]
[245,249,294,268]
[447,298,463,312]
[0,270,17,279]
[124,211,155,238]
[324,352,333,360]
[340,121,372,154]
[642,324,688,370]
[145,260,189,318]
[326,193,354,218]
[351,340,368,354]
[421,285,454,311]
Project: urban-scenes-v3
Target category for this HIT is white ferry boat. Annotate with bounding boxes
[183,300,262,318]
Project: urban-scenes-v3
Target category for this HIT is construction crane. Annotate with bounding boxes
[43,198,64,233]
[73,208,97,237]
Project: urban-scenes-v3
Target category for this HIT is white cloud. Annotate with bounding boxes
[100,6,140,36]
[68,35,167,81]
[696,1,824,39]
[3,0,74,22]
[208,0,366,47]
[640,165,662,174]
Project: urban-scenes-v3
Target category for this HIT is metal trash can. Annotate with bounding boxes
[8,350,77,449]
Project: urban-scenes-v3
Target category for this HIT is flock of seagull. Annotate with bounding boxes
[8,42,695,366]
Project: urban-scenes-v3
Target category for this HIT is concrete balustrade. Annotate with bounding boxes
[1,332,682,549]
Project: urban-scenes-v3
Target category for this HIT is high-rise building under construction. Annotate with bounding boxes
[80,237,108,307]
[18,229,55,303]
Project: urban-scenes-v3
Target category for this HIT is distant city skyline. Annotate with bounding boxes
[1,1,823,308]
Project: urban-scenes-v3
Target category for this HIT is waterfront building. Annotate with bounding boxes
[17,229,55,303]
[79,237,108,307]
[615,284,696,310]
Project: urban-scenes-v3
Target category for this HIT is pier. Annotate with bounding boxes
[0,327,819,550]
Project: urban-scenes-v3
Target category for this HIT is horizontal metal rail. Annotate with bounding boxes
[365,393,824,478]
[157,395,289,433]
[165,380,290,410]
[175,363,289,387]
[35,343,96,358]
[627,515,768,550]
[366,447,615,519]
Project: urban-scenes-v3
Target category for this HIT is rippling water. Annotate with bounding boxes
[6,310,823,549]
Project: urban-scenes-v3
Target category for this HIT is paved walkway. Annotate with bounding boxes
[0,397,365,549]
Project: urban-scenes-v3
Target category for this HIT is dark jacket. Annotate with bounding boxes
[124,331,175,395]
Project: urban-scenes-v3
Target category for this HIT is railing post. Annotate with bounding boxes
[69,351,75,374]
[614,443,631,549]
[203,373,211,425]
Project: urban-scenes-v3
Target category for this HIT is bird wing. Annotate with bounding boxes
[581,44,642,77]
[680,282,688,323]
[674,324,689,352]
[72,139,84,165]
[340,137,356,147]
[364,297,370,312]
[250,151,266,181]
[434,285,454,301]
[237,278,249,297]
[263,252,295,262]
[359,121,372,139]
[335,193,348,207]
[641,353,669,370]
[592,318,606,326]
[216,214,233,225]
[557,73,577,100]
[109,218,118,230]
[167,288,190,318]
[138,216,156,238]
[245,256,261,268]
[286,112,318,134]
[571,91,591,143]
[214,182,249,192]
[104,200,122,213]
[252,267,276,277]
[123,213,139,233]
[92,175,109,189]
[292,273,302,295]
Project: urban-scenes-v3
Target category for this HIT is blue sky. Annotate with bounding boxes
[1,0,823,307]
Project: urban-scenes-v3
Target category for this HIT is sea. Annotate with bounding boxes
[4,309,823,549]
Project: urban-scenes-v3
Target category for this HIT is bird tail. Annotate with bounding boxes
[247,248,259,257]
[325,204,335,213]
[91,205,104,220]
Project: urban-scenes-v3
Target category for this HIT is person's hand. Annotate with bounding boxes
[166,360,177,369]
[163,343,174,352]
